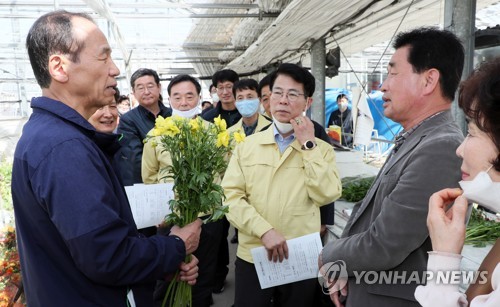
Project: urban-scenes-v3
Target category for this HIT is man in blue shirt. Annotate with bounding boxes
[12,10,201,306]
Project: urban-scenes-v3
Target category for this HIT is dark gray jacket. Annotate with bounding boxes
[115,102,171,186]
[322,110,464,306]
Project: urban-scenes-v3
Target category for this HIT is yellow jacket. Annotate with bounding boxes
[222,127,342,263]
[142,133,173,184]
[141,119,219,218]
[227,114,272,136]
[142,119,214,184]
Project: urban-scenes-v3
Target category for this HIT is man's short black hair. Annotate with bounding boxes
[117,95,129,104]
[202,101,212,108]
[258,74,272,98]
[26,10,94,88]
[232,79,259,97]
[269,63,316,98]
[393,27,464,101]
[130,68,160,89]
[212,69,239,88]
[167,74,201,96]
[336,94,347,101]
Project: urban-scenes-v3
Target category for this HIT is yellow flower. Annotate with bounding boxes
[152,116,167,136]
[190,118,200,132]
[233,131,246,143]
[214,116,227,132]
[154,116,180,137]
[216,131,230,147]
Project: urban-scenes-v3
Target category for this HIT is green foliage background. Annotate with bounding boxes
[465,206,500,247]
[340,176,375,202]
[0,160,13,211]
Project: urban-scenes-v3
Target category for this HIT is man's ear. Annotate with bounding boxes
[422,68,440,95]
[48,54,69,83]
[306,97,313,110]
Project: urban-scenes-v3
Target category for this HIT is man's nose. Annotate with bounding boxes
[380,80,388,92]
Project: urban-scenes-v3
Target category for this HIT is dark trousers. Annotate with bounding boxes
[213,216,230,290]
[234,257,317,307]
[154,220,223,307]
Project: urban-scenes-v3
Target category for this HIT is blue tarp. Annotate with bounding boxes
[325,88,402,152]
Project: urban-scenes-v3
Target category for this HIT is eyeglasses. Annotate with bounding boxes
[134,83,157,93]
[271,90,306,103]
[217,85,233,93]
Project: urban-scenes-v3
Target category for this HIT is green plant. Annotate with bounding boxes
[148,115,244,307]
[340,176,375,202]
[0,160,13,211]
[465,206,500,247]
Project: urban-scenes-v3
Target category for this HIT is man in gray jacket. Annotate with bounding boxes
[320,27,465,306]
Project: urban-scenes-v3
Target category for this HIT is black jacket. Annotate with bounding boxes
[328,108,353,147]
[115,102,172,186]
[201,102,241,128]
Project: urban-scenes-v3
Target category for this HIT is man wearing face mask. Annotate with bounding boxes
[209,84,219,109]
[327,94,353,147]
[142,74,203,184]
[222,63,342,307]
[227,79,272,244]
[228,79,272,137]
[142,74,222,307]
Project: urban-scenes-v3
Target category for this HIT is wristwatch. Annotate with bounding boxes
[301,140,317,150]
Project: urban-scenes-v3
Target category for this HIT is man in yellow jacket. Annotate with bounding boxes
[227,78,272,137]
[227,78,272,244]
[222,63,342,307]
[141,74,220,307]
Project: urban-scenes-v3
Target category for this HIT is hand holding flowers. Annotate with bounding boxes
[147,115,244,306]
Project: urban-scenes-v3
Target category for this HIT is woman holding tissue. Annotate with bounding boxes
[414,58,500,306]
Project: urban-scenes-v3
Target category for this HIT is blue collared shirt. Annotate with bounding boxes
[273,124,296,153]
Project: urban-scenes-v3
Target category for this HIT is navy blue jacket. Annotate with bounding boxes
[116,102,172,186]
[12,97,185,306]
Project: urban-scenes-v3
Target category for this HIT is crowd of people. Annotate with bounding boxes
[10,9,500,307]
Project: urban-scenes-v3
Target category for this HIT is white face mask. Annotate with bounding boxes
[259,104,266,115]
[171,106,200,119]
[459,166,500,213]
[339,101,348,111]
[272,115,294,134]
[211,93,220,103]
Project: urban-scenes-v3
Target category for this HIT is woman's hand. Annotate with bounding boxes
[427,188,468,254]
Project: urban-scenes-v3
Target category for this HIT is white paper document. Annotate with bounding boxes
[251,232,322,289]
[125,183,173,229]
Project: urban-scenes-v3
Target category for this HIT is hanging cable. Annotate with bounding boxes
[331,0,417,140]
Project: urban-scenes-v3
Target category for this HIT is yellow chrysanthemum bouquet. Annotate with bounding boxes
[149,115,244,307]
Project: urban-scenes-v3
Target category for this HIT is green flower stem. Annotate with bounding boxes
[150,116,240,306]
[162,255,192,307]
